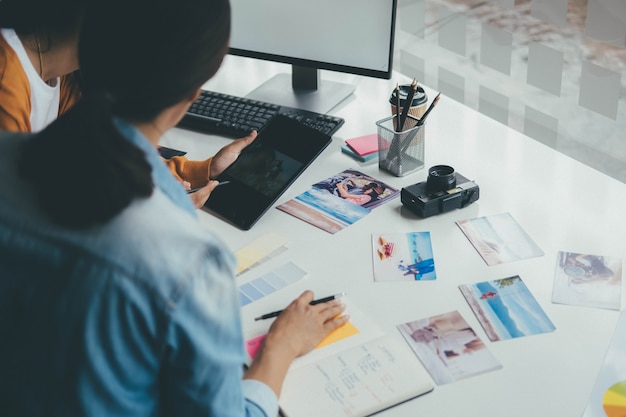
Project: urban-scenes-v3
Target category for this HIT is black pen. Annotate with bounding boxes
[187,180,230,194]
[399,78,417,131]
[254,292,346,321]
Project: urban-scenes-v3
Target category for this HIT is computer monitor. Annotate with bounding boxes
[228,0,397,114]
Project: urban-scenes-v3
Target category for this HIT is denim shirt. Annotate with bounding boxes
[0,121,278,417]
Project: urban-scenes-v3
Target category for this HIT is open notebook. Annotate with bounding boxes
[243,298,433,417]
[279,335,434,417]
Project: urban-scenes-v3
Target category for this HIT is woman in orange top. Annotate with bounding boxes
[0,0,255,208]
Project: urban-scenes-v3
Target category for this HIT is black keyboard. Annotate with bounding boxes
[179,90,345,138]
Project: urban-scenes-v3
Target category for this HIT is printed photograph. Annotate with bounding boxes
[311,169,399,210]
[277,187,371,234]
[397,310,502,385]
[372,232,436,282]
[456,212,544,266]
[459,275,556,342]
[552,251,622,311]
[277,169,399,234]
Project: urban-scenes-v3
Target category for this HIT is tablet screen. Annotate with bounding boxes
[204,115,332,230]
[226,146,302,198]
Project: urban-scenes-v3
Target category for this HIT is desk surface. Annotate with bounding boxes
[160,55,626,417]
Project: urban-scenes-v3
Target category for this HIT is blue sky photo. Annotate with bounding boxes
[461,276,555,341]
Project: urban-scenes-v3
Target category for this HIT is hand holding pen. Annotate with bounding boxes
[250,291,349,374]
[255,292,346,320]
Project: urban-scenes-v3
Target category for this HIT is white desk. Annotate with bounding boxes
[160,55,626,417]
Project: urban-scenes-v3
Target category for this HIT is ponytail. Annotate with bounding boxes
[18,94,153,228]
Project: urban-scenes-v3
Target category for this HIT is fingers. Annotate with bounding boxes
[227,130,258,153]
[295,290,315,305]
[209,130,258,178]
[236,130,258,148]
[187,180,219,209]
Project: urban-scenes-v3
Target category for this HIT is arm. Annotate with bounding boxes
[0,41,32,132]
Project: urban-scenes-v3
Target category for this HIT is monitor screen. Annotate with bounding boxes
[228,0,397,113]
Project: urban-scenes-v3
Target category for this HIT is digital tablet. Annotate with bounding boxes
[203,114,332,230]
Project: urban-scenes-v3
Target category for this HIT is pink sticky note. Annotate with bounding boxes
[345,134,378,156]
[245,334,267,359]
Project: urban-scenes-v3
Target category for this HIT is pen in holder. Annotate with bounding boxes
[377,114,425,177]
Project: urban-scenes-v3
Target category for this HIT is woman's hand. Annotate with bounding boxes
[183,180,220,209]
[209,130,257,179]
[243,291,349,397]
[264,290,349,360]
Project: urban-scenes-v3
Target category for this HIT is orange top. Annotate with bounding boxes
[0,34,211,189]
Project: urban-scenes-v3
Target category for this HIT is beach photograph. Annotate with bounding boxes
[459,275,556,342]
[456,212,544,265]
[277,187,371,234]
[372,232,437,282]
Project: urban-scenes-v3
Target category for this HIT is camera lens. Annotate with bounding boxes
[426,165,456,192]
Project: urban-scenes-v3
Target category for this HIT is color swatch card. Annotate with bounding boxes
[552,251,622,311]
[582,310,626,417]
[456,212,544,266]
[235,232,288,275]
[238,262,306,307]
[397,310,502,385]
[372,232,437,281]
[459,275,556,342]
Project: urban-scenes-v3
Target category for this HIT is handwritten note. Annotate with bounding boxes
[279,337,434,417]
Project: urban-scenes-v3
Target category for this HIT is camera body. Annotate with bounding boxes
[401,165,479,218]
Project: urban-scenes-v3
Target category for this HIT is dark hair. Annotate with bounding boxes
[0,0,87,40]
[18,0,231,228]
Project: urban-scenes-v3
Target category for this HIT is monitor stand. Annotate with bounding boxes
[245,66,355,114]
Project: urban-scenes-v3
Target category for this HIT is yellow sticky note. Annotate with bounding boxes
[316,321,360,349]
[236,233,288,275]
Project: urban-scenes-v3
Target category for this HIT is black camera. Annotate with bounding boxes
[401,165,479,218]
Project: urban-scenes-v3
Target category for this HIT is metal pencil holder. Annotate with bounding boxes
[376,115,425,177]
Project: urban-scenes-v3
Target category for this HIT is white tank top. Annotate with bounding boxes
[1,28,61,132]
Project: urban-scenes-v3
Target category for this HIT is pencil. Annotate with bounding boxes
[254,293,346,321]
[417,92,441,126]
[399,78,417,131]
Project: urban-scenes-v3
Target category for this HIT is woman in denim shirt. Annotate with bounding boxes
[0,0,348,416]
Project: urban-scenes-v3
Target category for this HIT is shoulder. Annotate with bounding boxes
[0,33,31,132]
[93,191,237,303]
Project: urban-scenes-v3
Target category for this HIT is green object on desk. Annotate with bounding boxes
[341,144,378,162]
